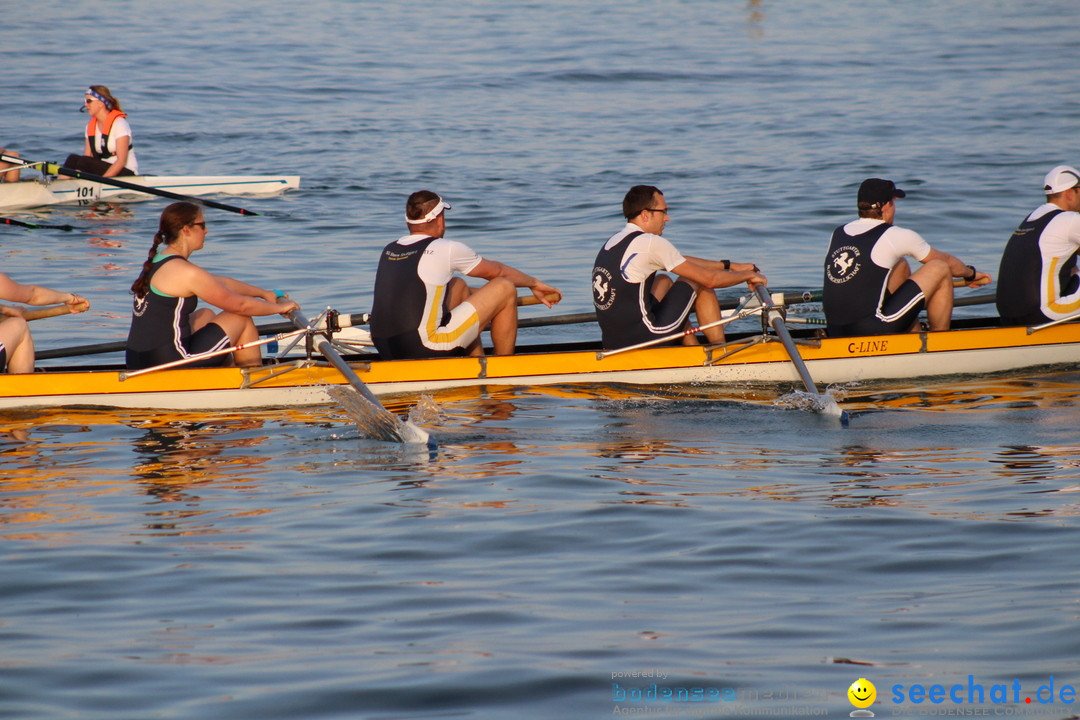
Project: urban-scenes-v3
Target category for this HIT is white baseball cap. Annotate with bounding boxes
[1043,165,1080,194]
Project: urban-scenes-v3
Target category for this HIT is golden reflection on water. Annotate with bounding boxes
[0,407,337,542]
[3,370,1080,534]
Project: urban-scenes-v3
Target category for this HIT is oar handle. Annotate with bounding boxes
[517,290,562,307]
[23,301,90,321]
[954,276,990,288]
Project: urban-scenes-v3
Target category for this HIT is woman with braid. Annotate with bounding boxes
[125,202,299,370]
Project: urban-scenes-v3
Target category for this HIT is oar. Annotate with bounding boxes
[0,153,259,216]
[286,307,434,448]
[1,217,75,231]
[754,284,849,425]
[22,300,90,321]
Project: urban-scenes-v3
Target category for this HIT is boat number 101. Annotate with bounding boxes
[75,185,100,203]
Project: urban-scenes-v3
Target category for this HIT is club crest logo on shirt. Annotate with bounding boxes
[132,295,148,317]
[593,266,615,310]
[827,245,861,284]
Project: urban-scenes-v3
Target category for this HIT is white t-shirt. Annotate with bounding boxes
[842,218,932,270]
[603,223,687,283]
[92,116,139,174]
[1025,203,1080,258]
[395,234,482,285]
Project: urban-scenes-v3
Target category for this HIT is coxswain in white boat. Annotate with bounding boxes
[823,178,991,337]
[591,184,767,349]
[0,275,89,373]
[369,191,561,359]
[125,202,299,370]
[0,147,20,182]
[62,85,139,178]
[996,165,1080,326]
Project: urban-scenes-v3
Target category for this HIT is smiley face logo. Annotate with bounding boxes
[848,678,876,709]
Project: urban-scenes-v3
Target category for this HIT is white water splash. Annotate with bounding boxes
[327,386,434,445]
[775,388,849,425]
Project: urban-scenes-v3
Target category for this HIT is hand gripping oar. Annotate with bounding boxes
[0,153,259,216]
[22,300,90,321]
[753,285,849,425]
[286,307,434,448]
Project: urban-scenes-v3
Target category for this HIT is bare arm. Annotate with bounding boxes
[212,274,278,303]
[102,136,130,178]
[0,272,89,309]
[922,248,992,287]
[673,257,768,290]
[156,263,297,316]
[466,258,562,307]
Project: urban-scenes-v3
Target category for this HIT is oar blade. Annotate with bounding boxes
[327,386,432,445]
[754,285,849,425]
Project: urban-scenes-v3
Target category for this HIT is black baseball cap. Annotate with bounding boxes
[858,178,907,206]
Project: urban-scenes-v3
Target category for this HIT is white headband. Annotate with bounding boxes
[405,198,451,224]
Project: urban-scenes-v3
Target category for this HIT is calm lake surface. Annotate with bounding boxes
[3,1,1080,718]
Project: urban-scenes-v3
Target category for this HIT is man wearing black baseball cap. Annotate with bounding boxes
[822,178,990,337]
[996,165,1080,326]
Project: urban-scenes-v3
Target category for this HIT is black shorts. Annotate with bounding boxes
[646,280,697,331]
[125,322,231,370]
[827,279,926,337]
[0,346,6,373]
[373,332,468,361]
[62,154,136,177]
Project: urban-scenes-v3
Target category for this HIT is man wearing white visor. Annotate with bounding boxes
[997,165,1080,326]
[370,190,561,359]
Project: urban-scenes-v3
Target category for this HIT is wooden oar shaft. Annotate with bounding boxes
[517,291,562,307]
[23,301,89,321]
[11,155,260,216]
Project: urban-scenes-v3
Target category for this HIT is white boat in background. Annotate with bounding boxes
[0,175,300,211]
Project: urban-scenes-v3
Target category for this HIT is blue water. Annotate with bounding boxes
[3,1,1080,718]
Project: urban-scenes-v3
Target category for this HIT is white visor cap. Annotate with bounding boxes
[406,197,452,224]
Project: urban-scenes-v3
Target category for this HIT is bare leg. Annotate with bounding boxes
[0,317,33,373]
[910,259,953,331]
[693,287,724,345]
[0,148,21,183]
[192,310,261,367]
[462,277,518,355]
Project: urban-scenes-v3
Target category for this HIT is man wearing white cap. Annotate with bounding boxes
[823,178,991,337]
[996,165,1080,326]
[369,190,561,359]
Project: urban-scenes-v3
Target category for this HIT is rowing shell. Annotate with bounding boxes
[4,319,1079,411]
[0,175,300,211]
